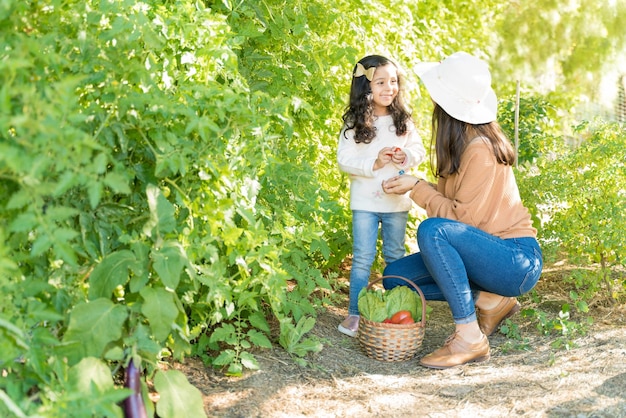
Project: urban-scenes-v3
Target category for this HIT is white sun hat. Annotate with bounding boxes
[414,52,497,124]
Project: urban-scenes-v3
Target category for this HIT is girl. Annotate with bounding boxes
[382,52,543,368]
[337,55,426,337]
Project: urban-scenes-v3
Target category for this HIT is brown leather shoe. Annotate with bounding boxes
[477,297,521,336]
[419,332,490,369]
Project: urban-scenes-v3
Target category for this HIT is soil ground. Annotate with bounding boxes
[175,267,626,418]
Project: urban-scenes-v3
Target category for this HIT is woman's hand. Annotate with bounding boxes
[382,175,420,195]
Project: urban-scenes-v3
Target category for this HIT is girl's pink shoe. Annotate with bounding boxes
[338,315,360,337]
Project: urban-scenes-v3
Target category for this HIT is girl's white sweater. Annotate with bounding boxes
[337,115,426,212]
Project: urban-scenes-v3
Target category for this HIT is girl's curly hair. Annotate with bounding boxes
[341,55,412,144]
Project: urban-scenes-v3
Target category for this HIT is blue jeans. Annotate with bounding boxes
[348,210,409,315]
[382,217,543,324]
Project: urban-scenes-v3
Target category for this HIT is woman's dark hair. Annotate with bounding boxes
[341,55,412,144]
[430,103,516,177]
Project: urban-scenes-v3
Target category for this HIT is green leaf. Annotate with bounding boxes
[384,286,423,322]
[69,357,117,394]
[8,212,37,233]
[151,242,187,289]
[247,329,272,349]
[88,250,137,299]
[0,317,28,365]
[88,180,103,209]
[289,337,323,357]
[6,189,32,210]
[124,323,162,358]
[61,298,128,364]
[103,171,131,194]
[143,184,176,237]
[153,369,207,418]
[226,362,243,377]
[357,288,386,322]
[240,351,259,370]
[294,316,315,335]
[0,389,28,418]
[0,318,27,349]
[248,311,271,333]
[209,323,237,345]
[129,242,151,293]
[140,286,179,342]
[212,349,236,366]
[278,316,320,357]
[30,234,52,257]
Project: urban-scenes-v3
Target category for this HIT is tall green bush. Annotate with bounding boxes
[498,93,566,165]
[0,0,339,415]
[516,122,626,303]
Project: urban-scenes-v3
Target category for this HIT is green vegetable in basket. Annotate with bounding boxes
[357,285,423,322]
[384,286,422,322]
[357,288,387,322]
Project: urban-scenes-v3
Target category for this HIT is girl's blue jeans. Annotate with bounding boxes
[382,217,543,324]
[348,210,408,315]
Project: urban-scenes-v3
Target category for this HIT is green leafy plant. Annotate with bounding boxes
[498,320,532,352]
[498,93,566,164]
[278,317,324,367]
[1,0,347,413]
[516,122,626,304]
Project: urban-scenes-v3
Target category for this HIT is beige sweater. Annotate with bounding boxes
[411,137,537,239]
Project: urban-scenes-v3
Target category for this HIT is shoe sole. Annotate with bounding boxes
[337,324,357,338]
[419,354,491,369]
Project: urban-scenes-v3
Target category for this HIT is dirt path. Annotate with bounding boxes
[177,274,626,418]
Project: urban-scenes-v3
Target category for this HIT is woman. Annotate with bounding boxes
[381,52,543,369]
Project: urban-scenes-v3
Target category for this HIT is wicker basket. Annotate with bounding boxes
[357,275,427,362]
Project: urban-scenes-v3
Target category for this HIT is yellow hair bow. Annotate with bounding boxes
[354,63,376,81]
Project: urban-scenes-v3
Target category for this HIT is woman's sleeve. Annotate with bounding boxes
[410,142,497,225]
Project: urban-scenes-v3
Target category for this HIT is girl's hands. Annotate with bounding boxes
[390,147,406,165]
[374,147,393,170]
[382,175,420,194]
[374,147,406,170]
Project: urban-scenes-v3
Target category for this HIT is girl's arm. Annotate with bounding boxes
[337,128,378,177]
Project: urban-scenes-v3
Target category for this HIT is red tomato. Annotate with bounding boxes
[398,316,414,324]
[382,318,393,323]
[389,310,412,324]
